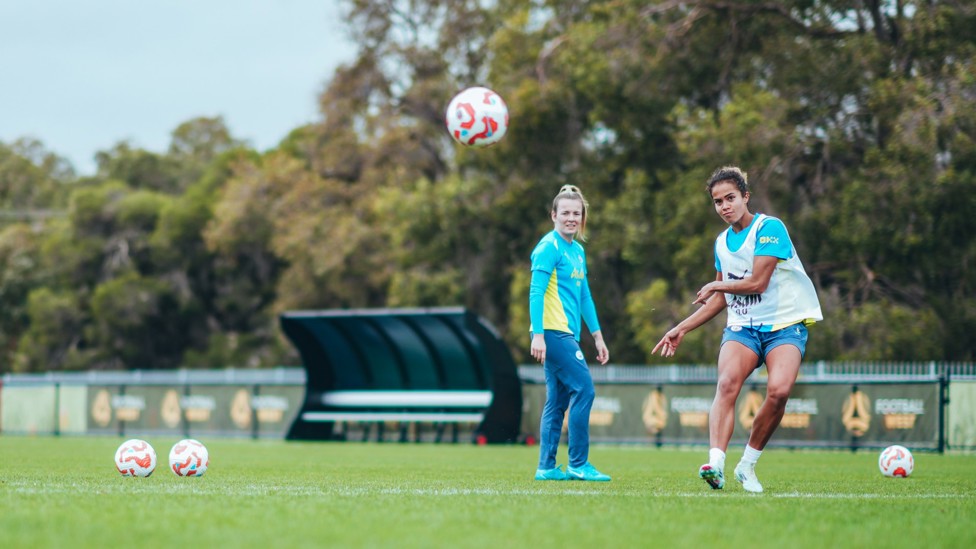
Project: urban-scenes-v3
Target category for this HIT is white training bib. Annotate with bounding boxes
[714,214,823,331]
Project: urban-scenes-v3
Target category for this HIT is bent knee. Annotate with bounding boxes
[765,384,793,405]
[566,380,594,403]
[716,376,743,399]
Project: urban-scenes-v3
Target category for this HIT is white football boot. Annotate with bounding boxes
[734,462,763,493]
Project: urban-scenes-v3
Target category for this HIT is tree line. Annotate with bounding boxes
[2,0,975,373]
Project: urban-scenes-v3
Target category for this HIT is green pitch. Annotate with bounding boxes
[1,437,973,548]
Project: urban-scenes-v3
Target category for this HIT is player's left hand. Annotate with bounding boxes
[693,282,720,305]
[595,340,610,365]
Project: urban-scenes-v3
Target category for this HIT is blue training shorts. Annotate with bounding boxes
[721,323,809,360]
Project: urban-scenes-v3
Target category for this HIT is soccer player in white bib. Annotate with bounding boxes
[652,166,822,493]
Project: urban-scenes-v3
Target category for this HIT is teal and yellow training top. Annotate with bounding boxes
[529,230,600,341]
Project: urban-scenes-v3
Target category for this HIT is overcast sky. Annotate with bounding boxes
[0,1,357,176]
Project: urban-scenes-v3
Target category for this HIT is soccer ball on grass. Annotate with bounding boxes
[169,439,209,477]
[878,444,914,478]
[114,439,157,477]
[445,86,509,147]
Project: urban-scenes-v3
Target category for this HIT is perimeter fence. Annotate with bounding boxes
[2,362,974,451]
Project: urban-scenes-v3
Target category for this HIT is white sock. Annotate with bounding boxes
[709,448,726,470]
[741,444,762,465]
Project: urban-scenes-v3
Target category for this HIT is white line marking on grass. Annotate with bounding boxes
[344,488,972,499]
[768,491,972,500]
[350,489,972,499]
[362,487,603,497]
[5,481,970,500]
[652,492,972,499]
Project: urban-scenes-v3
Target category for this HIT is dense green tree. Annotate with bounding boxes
[88,273,186,369]
[3,0,976,372]
[0,139,74,237]
[168,116,245,190]
[0,224,39,367]
[14,288,88,372]
[94,143,182,194]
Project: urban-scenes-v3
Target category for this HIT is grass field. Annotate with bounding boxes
[1,437,973,548]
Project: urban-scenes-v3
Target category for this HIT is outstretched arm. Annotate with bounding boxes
[653,273,727,357]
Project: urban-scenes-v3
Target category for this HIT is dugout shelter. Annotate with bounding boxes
[281,307,522,443]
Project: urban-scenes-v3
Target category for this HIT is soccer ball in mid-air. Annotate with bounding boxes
[114,439,157,477]
[445,86,509,147]
[169,439,209,477]
[878,445,914,477]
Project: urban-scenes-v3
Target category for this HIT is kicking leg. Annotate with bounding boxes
[701,341,758,489]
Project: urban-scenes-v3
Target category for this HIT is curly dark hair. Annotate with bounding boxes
[706,166,749,196]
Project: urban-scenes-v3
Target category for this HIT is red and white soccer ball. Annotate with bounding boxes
[169,439,209,477]
[445,86,509,147]
[114,438,157,477]
[878,444,914,478]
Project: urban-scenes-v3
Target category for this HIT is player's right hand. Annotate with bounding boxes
[652,328,683,357]
[530,334,546,364]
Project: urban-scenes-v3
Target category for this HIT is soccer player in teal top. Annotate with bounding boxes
[653,166,822,493]
[530,185,611,482]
